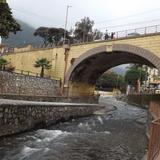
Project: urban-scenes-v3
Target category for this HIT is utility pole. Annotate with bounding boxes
[61,5,72,96]
[63,5,72,44]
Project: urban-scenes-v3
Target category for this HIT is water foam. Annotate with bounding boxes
[97,116,104,124]
[35,129,71,143]
[21,146,41,157]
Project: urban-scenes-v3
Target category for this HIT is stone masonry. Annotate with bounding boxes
[0,99,102,137]
[0,71,60,96]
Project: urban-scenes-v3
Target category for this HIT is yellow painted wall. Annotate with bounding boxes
[68,82,95,97]
[3,34,160,83]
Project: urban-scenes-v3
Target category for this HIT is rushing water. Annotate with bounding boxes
[0,96,147,160]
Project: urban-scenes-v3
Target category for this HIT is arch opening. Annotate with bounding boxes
[65,44,160,97]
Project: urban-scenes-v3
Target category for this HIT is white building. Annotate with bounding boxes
[146,67,159,84]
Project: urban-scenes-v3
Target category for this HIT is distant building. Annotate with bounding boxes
[145,66,159,85]
[143,66,160,93]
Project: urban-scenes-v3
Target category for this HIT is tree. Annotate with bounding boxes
[0,0,21,38]
[34,58,52,77]
[34,27,69,47]
[125,65,148,85]
[0,58,8,70]
[92,29,103,40]
[74,17,94,43]
[96,71,126,91]
[34,27,48,47]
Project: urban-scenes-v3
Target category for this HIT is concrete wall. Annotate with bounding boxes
[0,94,99,104]
[0,101,102,137]
[126,94,160,107]
[0,71,60,96]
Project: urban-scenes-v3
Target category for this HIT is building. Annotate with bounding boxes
[145,66,159,86]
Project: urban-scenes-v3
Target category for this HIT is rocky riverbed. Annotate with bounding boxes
[0,96,147,160]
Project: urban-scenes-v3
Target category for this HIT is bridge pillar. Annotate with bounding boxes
[67,82,95,97]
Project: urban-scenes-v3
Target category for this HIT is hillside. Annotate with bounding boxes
[111,64,129,75]
[2,20,43,47]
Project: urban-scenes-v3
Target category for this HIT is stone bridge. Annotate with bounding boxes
[3,30,160,97]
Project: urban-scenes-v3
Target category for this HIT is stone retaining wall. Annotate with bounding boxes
[0,94,99,103]
[0,71,60,96]
[0,101,102,137]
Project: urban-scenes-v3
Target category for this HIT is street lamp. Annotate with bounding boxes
[63,5,72,44]
[61,5,72,96]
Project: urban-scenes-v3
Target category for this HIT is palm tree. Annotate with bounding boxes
[34,58,52,77]
[0,58,8,70]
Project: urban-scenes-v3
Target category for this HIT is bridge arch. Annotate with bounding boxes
[65,44,160,96]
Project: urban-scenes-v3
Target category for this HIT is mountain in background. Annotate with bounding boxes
[110,64,129,75]
[2,20,43,47]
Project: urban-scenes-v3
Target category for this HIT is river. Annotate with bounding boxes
[0,96,147,160]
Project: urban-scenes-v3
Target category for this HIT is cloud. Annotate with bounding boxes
[7,0,160,31]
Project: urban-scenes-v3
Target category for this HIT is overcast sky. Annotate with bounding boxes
[7,0,160,32]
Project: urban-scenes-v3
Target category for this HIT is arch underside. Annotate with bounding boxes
[69,51,155,85]
[66,44,160,96]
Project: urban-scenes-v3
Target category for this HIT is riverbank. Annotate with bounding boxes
[0,96,147,160]
[0,99,103,137]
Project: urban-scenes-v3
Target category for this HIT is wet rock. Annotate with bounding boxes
[136,117,147,125]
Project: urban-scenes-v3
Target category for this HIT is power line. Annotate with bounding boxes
[95,18,160,30]
[12,6,160,26]
[11,7,160,32]
[95,7,160,24]
[66,8,160,27]
[12,8,64,27]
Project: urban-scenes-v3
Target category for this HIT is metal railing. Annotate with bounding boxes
[6,69,61,81]
[2,24,160,54]
[14,69,40,77]
[115,24,160,39]
[148,118,160,160]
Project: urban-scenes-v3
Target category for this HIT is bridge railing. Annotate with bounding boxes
[6,69,61,81]
[2,24,160,54]
[115,25,160,39]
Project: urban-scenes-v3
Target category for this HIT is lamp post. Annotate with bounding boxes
[63,5,72,44]
[61,5,72,96]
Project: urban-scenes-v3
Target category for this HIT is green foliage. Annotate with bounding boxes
[96,72,126,91]
[0,0,6,3]
[34,27,69,47]
[0,1,21,38]
[34,58,52,77]
[125,65,148,85]
[33,17,102,46]
[0,58,8,70]
[93,29,103,40]
[74,17,94,42]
